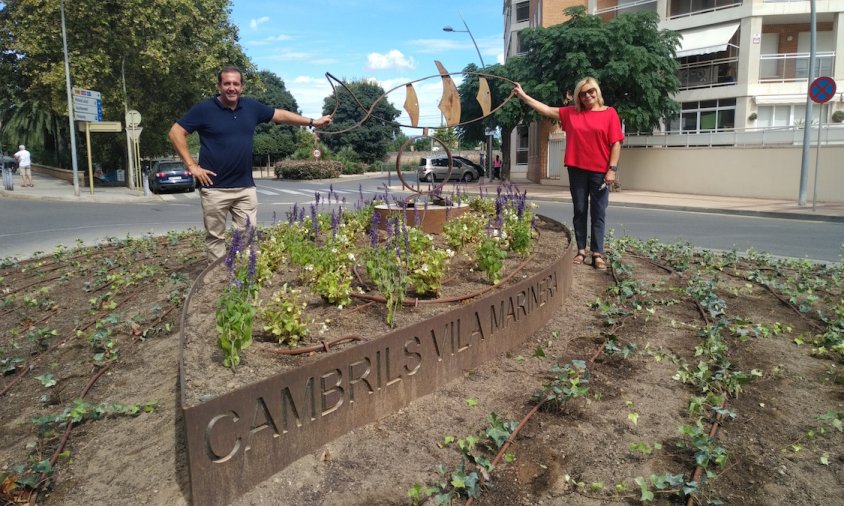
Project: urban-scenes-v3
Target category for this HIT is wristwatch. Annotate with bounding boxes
[608,165,618,172]
[308,118,314,128]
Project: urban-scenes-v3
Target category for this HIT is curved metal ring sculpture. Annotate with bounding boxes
[315,61,518,195]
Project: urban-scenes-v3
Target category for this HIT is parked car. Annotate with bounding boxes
[453,156,486,178]
[147,159,195,194]
[0,154,18,173]
[417,156,481,183]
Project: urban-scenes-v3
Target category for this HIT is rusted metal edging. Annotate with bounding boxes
[179,218,573,506]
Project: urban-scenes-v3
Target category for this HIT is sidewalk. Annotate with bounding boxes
[2,170,842,222]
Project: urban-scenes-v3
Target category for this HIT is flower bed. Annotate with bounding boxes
[179,186,573,505]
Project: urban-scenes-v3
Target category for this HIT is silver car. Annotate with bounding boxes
[417,156,481,183]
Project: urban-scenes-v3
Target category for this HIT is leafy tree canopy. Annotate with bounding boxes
[517,6,681,133]
[319,79,400,164]
[0,0,251,162]
[247,70,300,162]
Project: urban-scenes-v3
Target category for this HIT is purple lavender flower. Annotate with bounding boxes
[370,212,380,248]
[315,192,321,206]
[225,229,243,276]
[310,204,319,238]
[331,210,339,238]
[402,221,410,267]
[247,242,257,285]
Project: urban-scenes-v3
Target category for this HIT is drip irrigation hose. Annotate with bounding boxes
[265,336,363,356]
[26,363,112,505]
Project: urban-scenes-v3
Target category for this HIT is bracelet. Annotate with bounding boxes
[608,165,618,172]
[308,118,314,128]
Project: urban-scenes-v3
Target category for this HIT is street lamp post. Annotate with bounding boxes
[443,17,493,181]
[61,0,81,196]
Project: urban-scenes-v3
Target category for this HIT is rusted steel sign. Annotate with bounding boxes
[180,223,572,505]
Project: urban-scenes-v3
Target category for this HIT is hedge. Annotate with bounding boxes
[274,160,343,180]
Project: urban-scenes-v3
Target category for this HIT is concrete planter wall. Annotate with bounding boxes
[178,216,574,505]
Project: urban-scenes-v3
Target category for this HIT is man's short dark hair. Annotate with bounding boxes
[217,65,243,84]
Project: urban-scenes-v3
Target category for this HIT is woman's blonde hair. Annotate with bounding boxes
[573,76,605,112]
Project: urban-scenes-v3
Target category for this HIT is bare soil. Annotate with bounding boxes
[1,230,842,506]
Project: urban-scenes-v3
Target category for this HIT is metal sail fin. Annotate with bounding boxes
[476,77,491,118]
[404,84,420,128]
[435,60,461,127]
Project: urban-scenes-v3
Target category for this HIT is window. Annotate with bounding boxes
[516,126,529,164]
[516,1,530,23]
[517,30,527,54]
[669,99,736,133]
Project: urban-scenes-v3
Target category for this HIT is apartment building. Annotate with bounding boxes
[505,0,844,186]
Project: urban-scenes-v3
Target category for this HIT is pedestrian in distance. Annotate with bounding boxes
[492,154,502,181]
[14,145,33,187]
[169,65,333,262]
[514,77,623,271]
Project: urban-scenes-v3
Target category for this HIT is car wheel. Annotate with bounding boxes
[461,172,475,183]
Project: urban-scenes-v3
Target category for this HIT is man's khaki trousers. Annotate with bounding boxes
[199,187,257,262]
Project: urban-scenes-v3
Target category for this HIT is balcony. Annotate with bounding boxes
[669,0,742,19]
[678,57,738,90]
[759,52,835,83]
[593,0,657,21]
[625,124,844,148]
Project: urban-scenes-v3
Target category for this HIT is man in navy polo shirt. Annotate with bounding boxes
[169,65,332,261]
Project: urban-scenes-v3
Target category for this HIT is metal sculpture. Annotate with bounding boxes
[314,61,518,195]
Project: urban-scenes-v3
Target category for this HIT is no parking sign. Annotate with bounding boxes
[809,76,836,104]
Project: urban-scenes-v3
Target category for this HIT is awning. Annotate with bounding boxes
[676,22,740,58]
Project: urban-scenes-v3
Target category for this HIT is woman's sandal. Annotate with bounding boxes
[573,250,587,265]
[592,253,608,271]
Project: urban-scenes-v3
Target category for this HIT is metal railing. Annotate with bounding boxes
[625,124,844,148]
[668,0,742,19]
[678,57,739,90]
[759,52,835,83]
[593,0,657,17]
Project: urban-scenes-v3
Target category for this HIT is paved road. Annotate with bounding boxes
[1,176,841,263]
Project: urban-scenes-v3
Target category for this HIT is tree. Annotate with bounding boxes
[247,71,300,164]
[457,61,533,180]
[517,6,680,133]
[319,80,400,164]
[0,0,251,166]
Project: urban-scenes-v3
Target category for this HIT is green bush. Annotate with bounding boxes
[274,160,343,180]
[832,110,844,123]
[342,162,365,175]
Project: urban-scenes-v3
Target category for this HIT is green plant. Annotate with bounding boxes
[533,360,590,410]
[216,229,260,371]
[259,284,310,346]
[442,212,486,252]
[475,232,507,285]
[405,227,452,297]
[364,219,409,327]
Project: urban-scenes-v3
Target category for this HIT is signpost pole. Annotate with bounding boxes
[805,76,837,213]
[812,102,824,212]
[60,0,80,197]
[85,124,94,194]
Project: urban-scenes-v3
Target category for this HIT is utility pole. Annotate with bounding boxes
[60,0,80,197]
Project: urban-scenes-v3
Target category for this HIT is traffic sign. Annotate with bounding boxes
[312,149,321,159]
[72,88,103,122]
[809,76,836,104]
[126,110,142,127]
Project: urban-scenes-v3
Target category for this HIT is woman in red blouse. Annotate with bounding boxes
[514,77,623,270]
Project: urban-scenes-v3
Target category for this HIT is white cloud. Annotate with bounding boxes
[249,16,270,30]
[366,50,416,71]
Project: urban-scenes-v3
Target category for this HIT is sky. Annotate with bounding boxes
[228,0,505,133]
